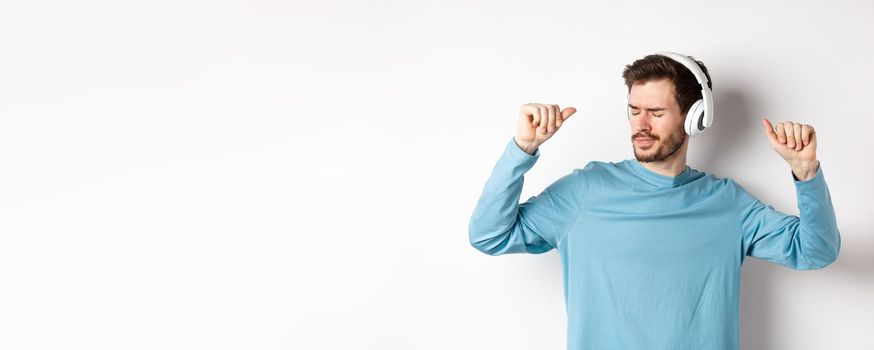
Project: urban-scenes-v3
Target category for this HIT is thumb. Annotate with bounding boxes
[561,107,577,121]
[761,118,780,147]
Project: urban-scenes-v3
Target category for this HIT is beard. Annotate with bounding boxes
[632,122,687,163]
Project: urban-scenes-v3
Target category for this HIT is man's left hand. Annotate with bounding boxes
[762,118,819,181]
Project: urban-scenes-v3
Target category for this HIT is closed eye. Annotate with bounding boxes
[630,111,663,117]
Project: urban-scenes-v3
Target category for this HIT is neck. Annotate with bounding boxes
[639,140,689,177]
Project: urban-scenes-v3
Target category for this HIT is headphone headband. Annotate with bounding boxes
[655,51,710,88]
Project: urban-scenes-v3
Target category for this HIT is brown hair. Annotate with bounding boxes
[622,54,712,115]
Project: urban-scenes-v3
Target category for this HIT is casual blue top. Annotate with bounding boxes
[468,137,841,350]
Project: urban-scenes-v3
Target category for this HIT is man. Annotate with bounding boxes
[468,53,841,350]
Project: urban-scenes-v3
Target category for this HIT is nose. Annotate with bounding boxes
[630,112,653,133]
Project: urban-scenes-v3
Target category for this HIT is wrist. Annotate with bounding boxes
[790,160,819,181]
[514,137,539,155]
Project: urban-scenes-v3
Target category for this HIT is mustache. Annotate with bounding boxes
[632,133,659,140]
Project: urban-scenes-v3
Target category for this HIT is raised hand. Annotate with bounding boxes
[515,103,577,155]
[762,118,819,180]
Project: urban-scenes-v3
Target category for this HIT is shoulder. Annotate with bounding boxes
[694,169,738,187]
[566,160,615,180]
[707,172,741,189]
[564,160,629,189]
[691,170,744,198]
[578,160,621,174]
[543,161,613,190]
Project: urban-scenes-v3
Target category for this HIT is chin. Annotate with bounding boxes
[634,147,662,162]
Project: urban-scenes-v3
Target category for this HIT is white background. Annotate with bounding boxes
[1,0,872,349]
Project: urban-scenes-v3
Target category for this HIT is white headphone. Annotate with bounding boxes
[626,51,714,137]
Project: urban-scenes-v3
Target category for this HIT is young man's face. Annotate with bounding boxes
[627,78,688,163]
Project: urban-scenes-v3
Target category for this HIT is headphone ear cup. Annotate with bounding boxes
[685,99,705,136]
[626,95,631,120]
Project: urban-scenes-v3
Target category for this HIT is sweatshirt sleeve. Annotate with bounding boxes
[468,137,583,256]
[734,161,841,270]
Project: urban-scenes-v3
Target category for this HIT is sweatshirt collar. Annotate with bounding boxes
[626,158,695,188]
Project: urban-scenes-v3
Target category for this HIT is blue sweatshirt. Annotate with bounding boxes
[468,137,841,350]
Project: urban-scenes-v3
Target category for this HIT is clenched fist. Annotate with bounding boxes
[762,118,820,181]
[514,103,577,155]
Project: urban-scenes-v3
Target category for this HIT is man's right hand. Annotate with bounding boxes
[514,103,577,155]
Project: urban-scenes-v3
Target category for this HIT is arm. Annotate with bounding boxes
[468,137,583,255]
[735,162,841,269]
[739,119,842,269]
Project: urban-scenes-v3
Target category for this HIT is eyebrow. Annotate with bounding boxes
[628,104,666,112]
